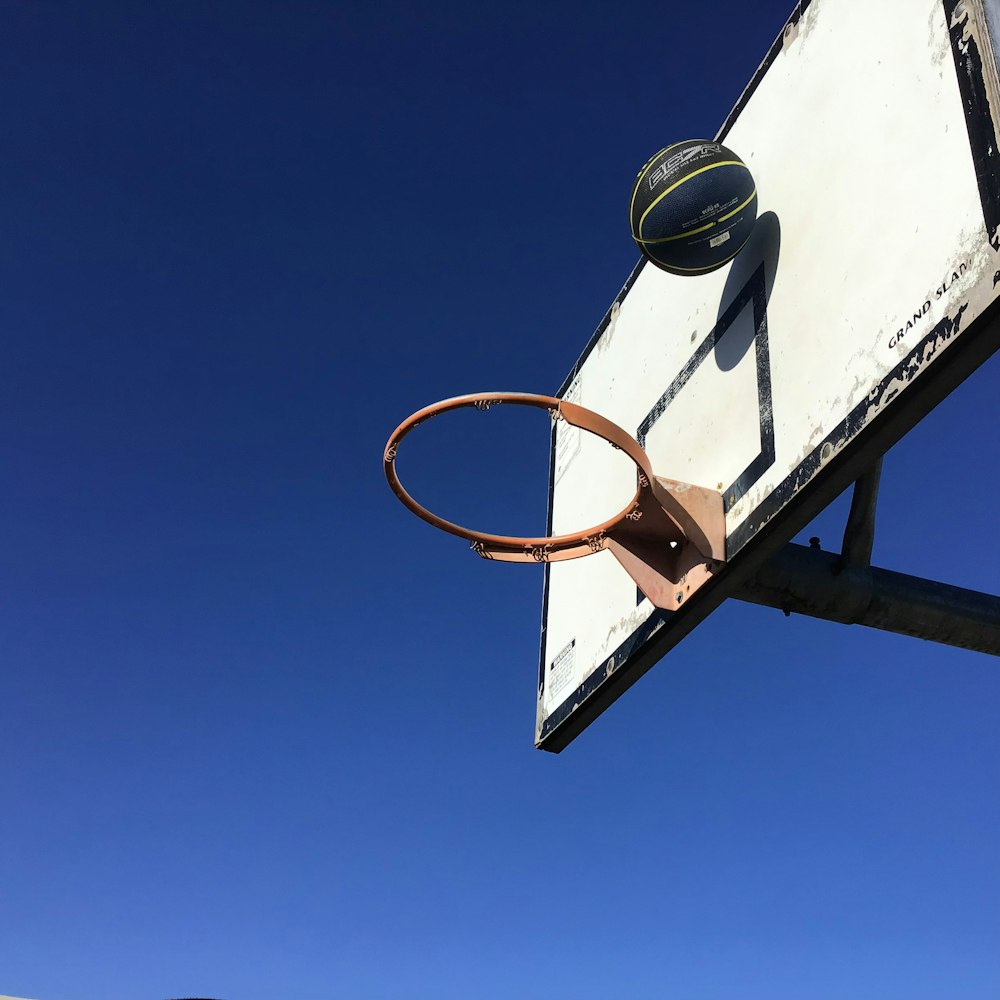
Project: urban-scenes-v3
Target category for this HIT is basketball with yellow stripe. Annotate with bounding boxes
[629,139,757,275]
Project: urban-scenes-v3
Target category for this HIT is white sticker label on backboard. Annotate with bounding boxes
[547,638,576,700]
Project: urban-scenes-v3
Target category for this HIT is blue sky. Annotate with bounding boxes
[1,2,999,999]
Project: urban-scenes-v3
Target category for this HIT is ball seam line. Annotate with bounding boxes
[637,160,747,239]
[651,244,746,273]
[718,189,757,222]
[639,189,756,246]
[639,220,718,245]
[628,140,701,224]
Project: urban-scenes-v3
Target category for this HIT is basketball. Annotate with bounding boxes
[629,139,757,275]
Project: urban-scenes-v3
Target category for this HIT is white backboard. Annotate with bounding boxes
[538,0,1000,750]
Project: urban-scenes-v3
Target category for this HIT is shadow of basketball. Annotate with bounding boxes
[714,210,781,371]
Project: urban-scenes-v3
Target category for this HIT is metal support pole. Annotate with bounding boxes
[733,543,1000,655]
[838,457,882,571]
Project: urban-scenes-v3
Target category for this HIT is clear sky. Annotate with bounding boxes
[2,2,999,999]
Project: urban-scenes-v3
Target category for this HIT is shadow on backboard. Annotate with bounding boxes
[714,210,781,371]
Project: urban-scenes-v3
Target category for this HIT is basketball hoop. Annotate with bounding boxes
[384,392,727,609]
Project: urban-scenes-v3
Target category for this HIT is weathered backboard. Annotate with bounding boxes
[537,0,1000,751]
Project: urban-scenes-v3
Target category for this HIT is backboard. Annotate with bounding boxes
[537,0,1000,751]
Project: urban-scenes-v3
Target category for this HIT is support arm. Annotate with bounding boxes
[734,542,1000,656]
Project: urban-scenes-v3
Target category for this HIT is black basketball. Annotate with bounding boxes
[629,139,758,275]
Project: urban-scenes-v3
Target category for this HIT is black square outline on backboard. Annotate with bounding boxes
[629,260,773,604]
[636,259,774,514]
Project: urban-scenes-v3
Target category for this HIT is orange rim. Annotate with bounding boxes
[383,392,658,562]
